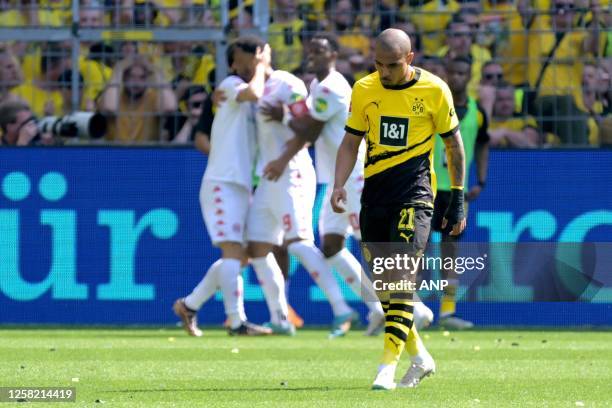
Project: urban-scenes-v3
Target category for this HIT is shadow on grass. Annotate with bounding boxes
[104,386,365,393]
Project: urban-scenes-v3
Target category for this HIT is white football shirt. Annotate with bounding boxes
[308,70,364,184]
[255,70,311,176]
[204,75,257,190]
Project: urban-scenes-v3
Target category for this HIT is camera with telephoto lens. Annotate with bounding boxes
[37,112,107,139]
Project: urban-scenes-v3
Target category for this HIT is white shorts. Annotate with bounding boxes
[200,179,250,246]
[319,173,363,240]
[247,166,316,246]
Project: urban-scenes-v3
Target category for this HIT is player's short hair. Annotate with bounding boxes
[226,35,266,67]
[310,32,340,53]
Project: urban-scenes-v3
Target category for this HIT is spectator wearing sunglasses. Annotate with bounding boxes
[166,85,208,144]
[478,60,526,120]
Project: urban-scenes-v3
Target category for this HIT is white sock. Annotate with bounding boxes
[217,258,244,329]
[288,240,351,317]
[184,259,222,311]
[327,248,383,315]
[251,254,289,325]
[236,273,247,323]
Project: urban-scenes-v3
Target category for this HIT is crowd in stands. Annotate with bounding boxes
[0,0,610,146]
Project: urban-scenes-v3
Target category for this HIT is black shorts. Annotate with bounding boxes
[360,204,433,252]
[431,190,469,235]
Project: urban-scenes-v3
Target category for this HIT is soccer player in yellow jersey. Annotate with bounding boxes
[332,29,467,390]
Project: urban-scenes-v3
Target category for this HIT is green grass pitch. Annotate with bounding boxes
[1,328,611,407]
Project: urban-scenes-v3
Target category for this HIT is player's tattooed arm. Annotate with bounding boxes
[442,129,467,236]
[443,130,466,188]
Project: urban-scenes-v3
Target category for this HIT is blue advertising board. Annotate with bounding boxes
[1,148,611,326]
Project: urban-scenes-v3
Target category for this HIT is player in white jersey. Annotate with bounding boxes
[262,33,385,336]
[173,37,272,337]
[246,55,357,337]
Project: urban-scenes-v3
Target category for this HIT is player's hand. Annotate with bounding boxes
[330,187,347,213]
[260,102,284,123]
[256,44,272,65]
[442,216,466,236]
[442,188,466,236]
[212,89,227,107]
[465,185,482,202]
[263,158,287,181]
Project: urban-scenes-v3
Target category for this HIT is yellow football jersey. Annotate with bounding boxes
[345,68,459,207]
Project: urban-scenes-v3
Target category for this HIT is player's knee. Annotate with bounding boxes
[247,241,273,259]
[219,241,245,260]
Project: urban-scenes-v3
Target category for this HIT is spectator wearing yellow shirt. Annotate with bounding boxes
[573,62,611,146]
[355,0,396,35]
[0,0,66,63]
[481,0,545,89]
[603,6,611,57]
[530,0,604,145]
[57,69,87,114]
[0,51,23,106]
[489,83,540,148]
[121,0,182,27]
[478,61,526,119]
[0,0,64,27]
[268,0,305,73]
[228,2,254,33]
[12,43,67,117]
[98,56,177,142]
[437,15,492,99]
[78,5,113,109]
[325,0,370,59]
[40,0,72,25]
[400,0,460,55]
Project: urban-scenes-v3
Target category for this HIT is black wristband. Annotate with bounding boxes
[443,188,465,232]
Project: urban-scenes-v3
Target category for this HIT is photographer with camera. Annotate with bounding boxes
[0,100,54,146]
[98,56,177,143]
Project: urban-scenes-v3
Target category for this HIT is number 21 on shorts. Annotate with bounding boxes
[396,207,415,242]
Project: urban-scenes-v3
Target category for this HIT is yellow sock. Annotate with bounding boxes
[381,297,413,366]
[440,282,457,317]
[405,325,421,358]
[440,295,456,317]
